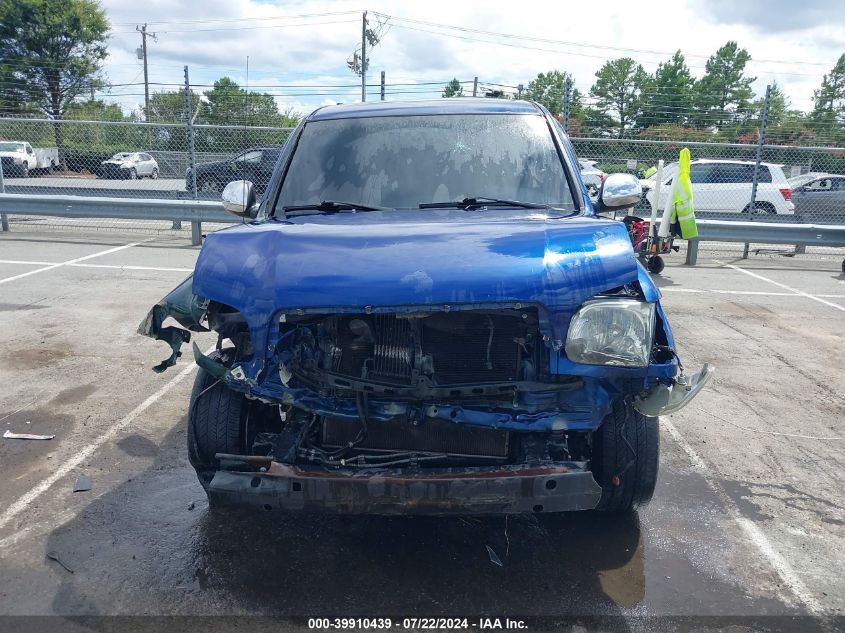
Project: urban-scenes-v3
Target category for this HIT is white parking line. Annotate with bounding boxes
[0,259,192,273]
[663,419,823,614]
[661,288,845,298]
[0,350,210,535]
[716,261,845,313]
[0,241,148,285]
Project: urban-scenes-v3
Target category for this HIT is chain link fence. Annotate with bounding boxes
[1,113,844,263]
[571,136,845,260]
[0,116,293,235]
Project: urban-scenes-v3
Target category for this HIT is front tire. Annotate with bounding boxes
[150,167,159,180]
[592,399,659,514]
[187,350,247,494]
[647,255,665,274]
[128,167,138,180]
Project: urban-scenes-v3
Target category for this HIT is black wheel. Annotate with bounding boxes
[150,167,159,180]
[841,258,845,275]
[19,163,29,178]
[745,202,775,216]
[199,176,220,193]
[592,398,659,514]
[647,255,665,274]
[187,349,248,493]
[128,167,138,180]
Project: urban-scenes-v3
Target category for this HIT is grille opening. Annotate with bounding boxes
[316,308,541,388]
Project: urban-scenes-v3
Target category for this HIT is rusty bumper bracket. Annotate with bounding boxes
[207,461,602,515]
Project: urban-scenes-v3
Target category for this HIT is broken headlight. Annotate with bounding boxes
[565,299,656,367]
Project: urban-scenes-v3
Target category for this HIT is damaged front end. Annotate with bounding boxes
[139,271,711,515]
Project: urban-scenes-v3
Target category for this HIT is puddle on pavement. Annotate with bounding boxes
[4,425,799,618]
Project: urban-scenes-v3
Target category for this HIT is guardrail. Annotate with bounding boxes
[0,193,236,245]
[688,219,845,265]
[2,194,845,265]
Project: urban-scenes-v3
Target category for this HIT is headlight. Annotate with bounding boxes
[565,299,656,367]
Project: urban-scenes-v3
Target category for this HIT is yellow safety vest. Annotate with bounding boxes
[671,148,698,240]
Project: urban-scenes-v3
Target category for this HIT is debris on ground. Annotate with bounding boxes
[46,551,74,574]
[73,474,92,492]
[187,502,195,511]
[486,545,503,567]
[4,429,54,440]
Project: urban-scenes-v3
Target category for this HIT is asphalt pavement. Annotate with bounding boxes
[0,231,842,632]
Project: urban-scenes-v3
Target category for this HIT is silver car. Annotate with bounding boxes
[578,159,606,197]
[99,152,159,180]
[791,175,845,221]
[787,172,831,189]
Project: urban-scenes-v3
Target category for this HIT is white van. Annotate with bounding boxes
[639,159,795,215]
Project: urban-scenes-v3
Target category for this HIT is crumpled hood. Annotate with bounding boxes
[193,210,639,326]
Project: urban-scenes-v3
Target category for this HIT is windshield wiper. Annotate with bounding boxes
[419,196,548,210]
[283,200,389,214]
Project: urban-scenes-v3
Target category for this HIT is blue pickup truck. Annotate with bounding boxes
[140,99,711,515]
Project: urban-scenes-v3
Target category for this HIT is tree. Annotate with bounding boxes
[639,51,694,128]
[811,53,845,135]
[201,77,289,127]
[442,78,463,98]
[0,0,109,168]
[147,90,189,124]
[524,70,572,115]
[693,41,755,129]
[590,58,649,137]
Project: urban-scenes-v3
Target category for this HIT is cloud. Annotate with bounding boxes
[93,0,839,116]
[700,0,845,33]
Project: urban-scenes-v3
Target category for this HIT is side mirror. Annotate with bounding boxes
[222,180,257,218]
[596,173,642,210]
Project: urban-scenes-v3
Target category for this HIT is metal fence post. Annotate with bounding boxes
[563,76,572,132]
[0,157,8,232]
[743,84,771,259]
[184,65,200,244]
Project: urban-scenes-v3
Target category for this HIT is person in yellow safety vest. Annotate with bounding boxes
[671,148,698,240]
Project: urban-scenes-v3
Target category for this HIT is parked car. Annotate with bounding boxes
[186,146,281,194]
[791,175,845,220]
[0,141,58,177]
[787,172,831,189]
[639,159,795,215]
[578,159,606,197]
[99,152,159,180]
[140,99,710,516]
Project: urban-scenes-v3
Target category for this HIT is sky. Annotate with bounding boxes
[98,0,845,117]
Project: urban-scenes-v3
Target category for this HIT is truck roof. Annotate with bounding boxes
[307,98,543,121]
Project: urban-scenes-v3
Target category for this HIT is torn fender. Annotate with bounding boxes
[138,274,209,373]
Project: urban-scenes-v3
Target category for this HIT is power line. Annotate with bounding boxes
[371,11,834,68]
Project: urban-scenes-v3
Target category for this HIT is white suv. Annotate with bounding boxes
[639,159,795,215]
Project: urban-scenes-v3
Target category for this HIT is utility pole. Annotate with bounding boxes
[380,71,385,101]
[136,24,156,121]
[517,84,523,99]
[472,77,478,97]
[361,11,368,102]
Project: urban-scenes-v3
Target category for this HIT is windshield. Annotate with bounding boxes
[275,114,575,212]
[0,142,24,151]
[111,153,131,160]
